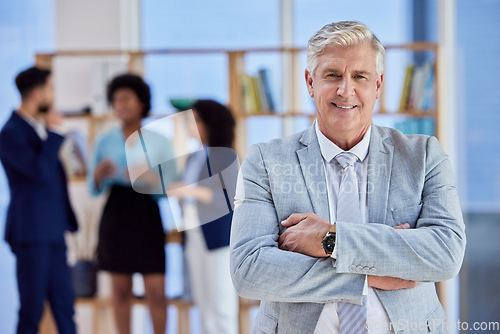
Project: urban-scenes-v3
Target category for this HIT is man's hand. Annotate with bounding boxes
[278,213,331,257]
[367,275,419,290]
[393,223,410,230]
[43,108,63,128]
[278,216,420,289]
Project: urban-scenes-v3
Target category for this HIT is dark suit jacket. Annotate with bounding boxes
[0,112,77,246]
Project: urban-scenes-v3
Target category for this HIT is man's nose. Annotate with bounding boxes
[337,78,354,97]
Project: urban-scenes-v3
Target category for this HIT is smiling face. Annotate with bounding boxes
[111,88,144,124]
[306,43,383,149]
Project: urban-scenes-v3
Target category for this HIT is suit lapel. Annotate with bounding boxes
[12,112,43,145]
[367,125,394,224]
[296,125,330,222]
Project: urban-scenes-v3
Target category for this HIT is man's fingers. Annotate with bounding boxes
[393,223,411,229]
[408,281,420,288]
[368,275,419,290]
[278,229,289,248]
[281,213,310,227]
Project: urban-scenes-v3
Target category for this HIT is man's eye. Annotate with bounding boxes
[354,75,366,79]
[326,73,340,78]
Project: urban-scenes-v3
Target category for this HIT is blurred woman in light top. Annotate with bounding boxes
[88,74,175,334]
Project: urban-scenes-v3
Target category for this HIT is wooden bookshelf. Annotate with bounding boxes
[36,42,439,157]
[36,41,442,330]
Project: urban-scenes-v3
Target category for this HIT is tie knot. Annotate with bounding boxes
[334,152,358,169]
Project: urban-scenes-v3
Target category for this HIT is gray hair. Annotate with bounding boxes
[306,21,385,77]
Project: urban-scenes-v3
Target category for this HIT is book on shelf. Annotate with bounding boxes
[399,62,435,112]
[398,65,414,112]
[394,118,435,136]
[241,68,275,114]
[419,64,435,110]
[257,69,275,112]
[241,74,257,113]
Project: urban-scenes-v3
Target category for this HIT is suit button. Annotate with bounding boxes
[356,265,363,273]
[349,265,356,272]
[362,266,370,274]
[369,268,377,274]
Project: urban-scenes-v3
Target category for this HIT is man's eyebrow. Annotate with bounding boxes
[322,68,341,73]
[351,70,374,77]
[320,69,374,76]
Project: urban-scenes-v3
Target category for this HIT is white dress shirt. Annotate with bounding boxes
[313,123,392,334]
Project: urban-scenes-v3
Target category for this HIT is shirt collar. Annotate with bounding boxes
[16,109,42,127]
[315,121,371,163]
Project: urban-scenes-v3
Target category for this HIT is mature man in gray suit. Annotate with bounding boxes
[230,21,465,334]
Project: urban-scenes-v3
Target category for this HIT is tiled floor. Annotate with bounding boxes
[460,213,500,332]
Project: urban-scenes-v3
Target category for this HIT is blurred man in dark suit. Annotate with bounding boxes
[0,67,78,334]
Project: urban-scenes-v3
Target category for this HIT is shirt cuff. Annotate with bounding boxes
[331,244,338,260]
[330,236,338,267]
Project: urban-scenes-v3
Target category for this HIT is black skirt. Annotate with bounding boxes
[97,185,166,274]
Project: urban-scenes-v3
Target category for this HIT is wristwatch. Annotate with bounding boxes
[322,223,336,256]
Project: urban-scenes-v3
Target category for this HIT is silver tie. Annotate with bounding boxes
[334,152,368,334]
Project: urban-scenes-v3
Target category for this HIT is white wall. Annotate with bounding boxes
[53,0,139,113]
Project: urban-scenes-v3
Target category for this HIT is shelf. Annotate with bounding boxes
[68,175,87,183]
[236,111,315,118]
[38,42,438,59]
[37,47,307,59]
[384,42,438,51]
[37,40,440,174]
[61,113,92,118]
[165,230,183,244]
[375,110,436,117]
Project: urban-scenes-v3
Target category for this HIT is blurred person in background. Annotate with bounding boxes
[168,100,239,334]
[88,73,175,334]
[0,66,78,334]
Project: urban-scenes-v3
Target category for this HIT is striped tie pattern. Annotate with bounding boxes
[334,152,368,334]
[335,152,362,223]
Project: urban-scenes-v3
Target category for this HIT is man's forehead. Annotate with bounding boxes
[317,59,376,74]
[317,45,376,70]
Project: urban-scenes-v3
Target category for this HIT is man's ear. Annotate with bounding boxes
[375,73,384,99]
[305,69,314,98]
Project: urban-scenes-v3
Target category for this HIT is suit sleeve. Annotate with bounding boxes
[0,127,64,184]
[335,136,466,282]
[230,144,365,304]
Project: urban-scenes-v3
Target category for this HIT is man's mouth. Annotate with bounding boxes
[332,102,357,110]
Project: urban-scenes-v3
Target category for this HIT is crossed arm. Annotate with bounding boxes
[230,146,366,303]
[278,213,418,290]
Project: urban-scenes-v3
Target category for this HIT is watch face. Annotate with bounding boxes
[322,233,335,254]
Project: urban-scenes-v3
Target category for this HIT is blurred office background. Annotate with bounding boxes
[0,0,499,333]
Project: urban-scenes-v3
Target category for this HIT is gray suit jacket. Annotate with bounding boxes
[230,124,465,334]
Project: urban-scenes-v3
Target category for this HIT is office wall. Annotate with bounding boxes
[456,0,500,213]
[53,0,135,112]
